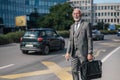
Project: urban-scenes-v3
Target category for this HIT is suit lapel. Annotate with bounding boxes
[71,24,75,38]
[75,21,84,37]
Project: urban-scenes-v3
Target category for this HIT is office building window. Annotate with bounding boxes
[101,6,103,10]
[108,19,110,22]
[102,13,103,16]
[105,6,107,10]
[98,6,100,10]
[117,12,119,16]
[117,19,119,23]
[105,12,106,16]
[108,12,110,16]
[114,12,116,16]
[114,5,116,10]
[108,6,110,10]
[111,6,113,10]
[98,13,100,16]
[111,12,113,16]
[29,0,35,6]
[111,19,113,22]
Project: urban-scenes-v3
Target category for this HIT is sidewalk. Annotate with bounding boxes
[101,47,120,80]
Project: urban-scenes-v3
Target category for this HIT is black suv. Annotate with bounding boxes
[20,28,65,55]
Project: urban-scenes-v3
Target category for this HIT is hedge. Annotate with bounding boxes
[0,30,117,45]
[0,31,24,45]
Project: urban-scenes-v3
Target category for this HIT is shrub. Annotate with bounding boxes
[100,30,117,34]
[57,30,69,38]
[0,35,9,45]
[5,31,24,43]
[0,31,24,45]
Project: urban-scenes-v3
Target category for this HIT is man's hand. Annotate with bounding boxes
[65,53,70,61]
[87,53,94,61]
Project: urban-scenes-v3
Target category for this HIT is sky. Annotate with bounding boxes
[94,0,120,3]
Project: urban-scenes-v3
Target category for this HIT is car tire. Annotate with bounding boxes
[21,50,28,54]
[42,45,49,55]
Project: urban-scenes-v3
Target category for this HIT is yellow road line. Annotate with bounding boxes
[94,49,106,57]
[0,69,52,79]
[0,61,72,80]
[42,61,72,80]
[99,43,115,47]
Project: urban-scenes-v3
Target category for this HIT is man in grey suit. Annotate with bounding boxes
[65,8,93,80]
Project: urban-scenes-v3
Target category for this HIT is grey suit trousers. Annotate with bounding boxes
[71,49,88,80]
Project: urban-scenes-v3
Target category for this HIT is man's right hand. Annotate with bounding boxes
[65,53,70,61]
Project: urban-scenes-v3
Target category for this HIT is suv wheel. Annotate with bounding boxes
[43,46,49,55]
[22,50,28,54]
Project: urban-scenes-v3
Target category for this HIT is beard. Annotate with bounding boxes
[73,17,80,22]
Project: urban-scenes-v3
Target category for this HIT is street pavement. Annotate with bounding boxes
[0,35,120,80]
[101,47,120,80]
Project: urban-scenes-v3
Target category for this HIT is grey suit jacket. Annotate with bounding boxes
[67,20,93,57]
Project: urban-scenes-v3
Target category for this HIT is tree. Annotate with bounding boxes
[37,3,73,30]
[28,8,40,29]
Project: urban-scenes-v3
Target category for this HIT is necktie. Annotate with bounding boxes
[75,22,78,31]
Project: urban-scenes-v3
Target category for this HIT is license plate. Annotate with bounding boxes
[25,44,33,47]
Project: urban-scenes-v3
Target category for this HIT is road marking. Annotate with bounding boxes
[102,46,120,62]
[94,49,106,57]
[63,49,106,58]
[0,69,52,79]
[112,39,120,42]
[0,64,14,70]
[1,47,120,79]
[99,43,116,47]
[42,61,72,80]
[0,62,72,80]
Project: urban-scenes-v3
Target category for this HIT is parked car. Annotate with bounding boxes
[20,28,65,55]
[92,30,104,40]
[117,29,120,36]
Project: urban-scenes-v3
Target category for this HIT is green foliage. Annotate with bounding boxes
[5,31,24,43]
[100,30,117,34]
[57,30,69,38]
[0,35,9,45]
[0,31,24,45]
[37,2,73,30]
[116,25,120,30]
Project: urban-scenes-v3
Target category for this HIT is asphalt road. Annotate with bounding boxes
[0,35,120,80]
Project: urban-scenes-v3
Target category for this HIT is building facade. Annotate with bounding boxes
[0,0,66,28]
[68,0,120,25]
[94,3,120,25]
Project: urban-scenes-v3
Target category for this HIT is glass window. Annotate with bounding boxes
[117,19,119,23]
[114,12,116,16]
[29,0,35,6]
[105,6,107,10]
[114,19,116,22]
[101,13,103,16]
[24,30,39,37]
[111,12,113,16]
[108,12,110,16]
[108,6,110,10]
[105,12,106,16]
[97,13,99,16]
[111,19,113,22]
[98,6,100,10]
[117,12,119,16]
[111,6,113,10]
